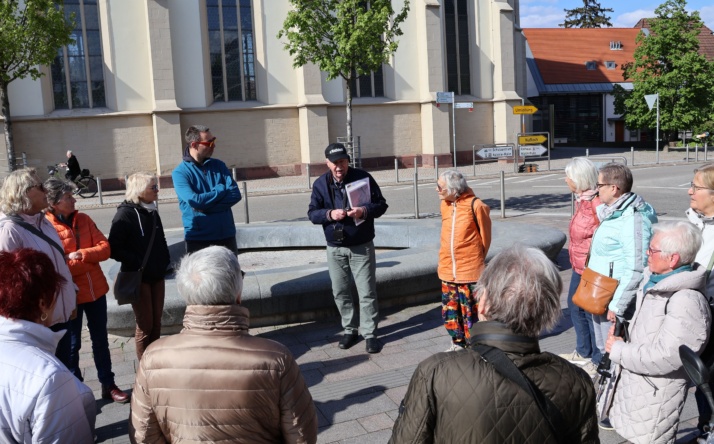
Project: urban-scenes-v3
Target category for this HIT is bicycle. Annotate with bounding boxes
[47,164,98,198]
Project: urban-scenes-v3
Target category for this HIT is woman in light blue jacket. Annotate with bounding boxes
[589,163,657,357]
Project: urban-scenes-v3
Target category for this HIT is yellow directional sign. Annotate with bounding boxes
[518,134,548,145]
[513,105,538,115]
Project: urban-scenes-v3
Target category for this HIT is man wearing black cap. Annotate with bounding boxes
[308,143,388,353]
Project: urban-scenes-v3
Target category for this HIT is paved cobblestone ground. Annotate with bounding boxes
[80,212,703,443]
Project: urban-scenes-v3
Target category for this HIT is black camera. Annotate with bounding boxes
[333,226,344,242]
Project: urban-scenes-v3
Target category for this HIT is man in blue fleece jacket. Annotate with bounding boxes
[172,125,242,254]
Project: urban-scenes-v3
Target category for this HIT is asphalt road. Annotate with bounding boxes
[80,162,702,235]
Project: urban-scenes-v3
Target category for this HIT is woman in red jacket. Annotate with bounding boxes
[559,158,601,378]
[44,178,129,404]
[437,170,491,351]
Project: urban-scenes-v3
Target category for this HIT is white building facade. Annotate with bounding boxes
[2,0,527,186]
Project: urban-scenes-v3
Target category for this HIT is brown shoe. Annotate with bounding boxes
[102,384,130,404]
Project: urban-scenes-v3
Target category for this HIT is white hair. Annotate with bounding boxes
[176,246,243,306]
[439,170,469,197]
[564,158,598,193]
[653,221,702,267]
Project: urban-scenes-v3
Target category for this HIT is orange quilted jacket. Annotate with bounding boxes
[46,211,110,304]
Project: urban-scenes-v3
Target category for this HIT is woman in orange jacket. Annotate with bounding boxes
[437,170,491,351]
[44,178,129,404]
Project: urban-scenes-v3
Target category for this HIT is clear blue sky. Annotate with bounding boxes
[520,0,712,29]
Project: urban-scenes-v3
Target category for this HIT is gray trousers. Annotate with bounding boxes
[592,313,612,357]
[326,241,379,338]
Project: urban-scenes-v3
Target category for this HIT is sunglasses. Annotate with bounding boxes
[196,137,217,148]
[29,183,46,193]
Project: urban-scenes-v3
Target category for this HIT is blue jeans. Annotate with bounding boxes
[50,321,71,369]
[567,270,601,364]
[68,295,115,386]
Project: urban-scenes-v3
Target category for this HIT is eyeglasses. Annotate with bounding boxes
[436,184,443,192]
[196,137,217,148]
[150,185,159,191]
[596,183,613,189]
[690,182,711,192]
[29,184,46,193]
[647,247,663,256]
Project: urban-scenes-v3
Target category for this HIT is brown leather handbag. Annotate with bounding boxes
[573,262,619,315]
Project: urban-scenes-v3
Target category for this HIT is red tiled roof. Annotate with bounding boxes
[523,28,640,85]
[634,18,714,61]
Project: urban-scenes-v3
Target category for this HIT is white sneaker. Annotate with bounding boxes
[446,343,463,352]
[582,361,598,378]
[558,350,589,365]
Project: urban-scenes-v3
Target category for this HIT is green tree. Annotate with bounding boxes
[278,0,409,144]
[560,0,613,28]
[0,0,73,172]
[612,0,714,143]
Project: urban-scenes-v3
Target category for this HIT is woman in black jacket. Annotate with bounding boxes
[108,173,170,360]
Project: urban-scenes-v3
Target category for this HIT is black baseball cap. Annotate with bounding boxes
[325,143,350,162]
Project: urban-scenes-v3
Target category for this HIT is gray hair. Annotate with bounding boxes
[185,125,210,144]
[439,170,469,197]
[0,168,43,215]
[66,150,73,156]
[477,245,562,337]
[565,158,598,193]
[125,172,156,204]
[44,178,76,206]
[694,164,714,190]
[176,246,243,306]
[653,221,702,267]
[599,163,633,193]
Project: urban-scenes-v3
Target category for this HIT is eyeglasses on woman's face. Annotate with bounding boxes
[690,182,711,193]
[647,247,663,256]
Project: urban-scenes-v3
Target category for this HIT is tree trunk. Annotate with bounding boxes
[0,82,16,173]
[345,75,353,142]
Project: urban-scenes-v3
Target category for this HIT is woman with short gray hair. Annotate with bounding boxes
[108,172,170,360]
[559,158,601,377]
[436,170,491,350]
[605,221,710,441]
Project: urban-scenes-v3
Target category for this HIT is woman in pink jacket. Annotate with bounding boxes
[560,158,601,377]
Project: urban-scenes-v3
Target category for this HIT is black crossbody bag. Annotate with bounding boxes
[474,344,568,444]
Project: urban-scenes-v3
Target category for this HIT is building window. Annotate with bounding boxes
[207,0,256,102]
[51,0,105,109]
[610,41,622,50]
[585,61,597,70]
[350,66,384,98]
[444,0,471,95]
[606,61,616,70]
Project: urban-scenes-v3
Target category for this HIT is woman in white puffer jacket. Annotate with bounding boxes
[606,221,711,444]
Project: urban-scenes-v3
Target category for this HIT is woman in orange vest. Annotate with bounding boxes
[437,170,491,351]
[44,178,129,404]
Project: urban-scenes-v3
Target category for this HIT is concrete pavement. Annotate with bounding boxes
[75,212,703,444]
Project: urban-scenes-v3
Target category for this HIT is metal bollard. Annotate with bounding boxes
[414,166,419,219]
[124,175,128,189]
[631,146,635,166]
[395,158,399,183]
[435,156,439,181]
[586,148,589,158]
[500,171,505,219]
[696,144,699,162]
[306,164,311,189]
[242,181,249,224]
[232,168,238,182]
[687,144,690,163]
[472,145,477,176]
[706,143,709,161]
[22,152,28,168]
[97,177,104,205]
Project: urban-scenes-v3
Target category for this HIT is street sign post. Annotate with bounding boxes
[476,146,514,159]
[518,134,548,145]
[644,93,660,164]
[513,105,538,115]
[455,102,474,109]
[436,92,454,104]
[519,145,548,157]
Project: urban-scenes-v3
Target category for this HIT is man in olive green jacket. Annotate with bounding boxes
[390,245,598,444]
